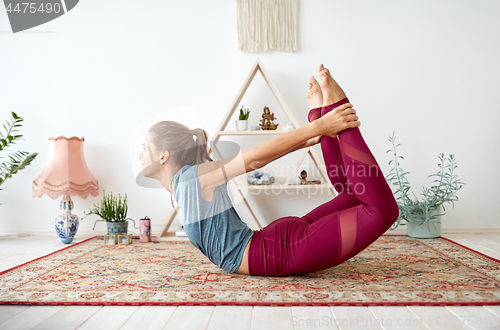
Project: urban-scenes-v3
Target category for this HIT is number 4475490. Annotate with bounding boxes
[5,2,61,14]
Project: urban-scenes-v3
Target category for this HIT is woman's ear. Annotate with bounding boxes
[161,150,170,165]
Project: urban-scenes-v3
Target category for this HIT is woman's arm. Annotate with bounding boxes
[198,103,357,191]
[198,121,322,192]
[245,121,322,170]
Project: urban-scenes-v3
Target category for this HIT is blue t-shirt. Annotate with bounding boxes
[171,164,254,273]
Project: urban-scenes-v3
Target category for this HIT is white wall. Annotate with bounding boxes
[1,0,499,236]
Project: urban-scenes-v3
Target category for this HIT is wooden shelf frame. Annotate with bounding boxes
[157,59,337,240]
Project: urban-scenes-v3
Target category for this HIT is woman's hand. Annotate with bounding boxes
[318,103,360,138]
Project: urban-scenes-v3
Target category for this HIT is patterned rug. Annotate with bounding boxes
[1,235,499,306]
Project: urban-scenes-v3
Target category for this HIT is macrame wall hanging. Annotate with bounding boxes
[236,0,299,52]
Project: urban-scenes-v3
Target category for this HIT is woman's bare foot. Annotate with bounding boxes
[308,76,323,110]
[307,76,323,122]
[318,64,347,107]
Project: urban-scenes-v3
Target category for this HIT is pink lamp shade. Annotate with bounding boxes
[32,136,99,199]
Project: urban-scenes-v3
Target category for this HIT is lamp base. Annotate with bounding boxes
[55,195,79,243]
[60,237,74,244]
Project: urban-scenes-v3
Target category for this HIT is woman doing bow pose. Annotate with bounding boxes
[138,64,399,277]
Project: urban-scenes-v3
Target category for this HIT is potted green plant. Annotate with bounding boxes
[385,132,464,238]
[83,190,136,233]
[236,105,250,131]
[0,112,38,199]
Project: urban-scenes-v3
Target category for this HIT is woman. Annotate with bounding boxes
[138,64,399,277]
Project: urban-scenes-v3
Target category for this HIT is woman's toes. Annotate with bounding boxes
[318,64,329,75]
[318,66,331,86]
[309,75,320,87]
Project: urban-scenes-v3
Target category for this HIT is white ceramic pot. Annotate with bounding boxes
[406,209,442,238]
[235,120,248,131]
[107,221,128,234]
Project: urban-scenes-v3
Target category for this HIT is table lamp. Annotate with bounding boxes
[32,136,99,243]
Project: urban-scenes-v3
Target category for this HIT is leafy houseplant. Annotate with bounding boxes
[236,105,251,131]
[83,190,136,233]
[0,112,38,196]
[385,132,464,238]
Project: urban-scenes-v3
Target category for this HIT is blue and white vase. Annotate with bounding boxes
[55,195,79,244]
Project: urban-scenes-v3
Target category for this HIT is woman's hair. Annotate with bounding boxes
[148,121,213,167]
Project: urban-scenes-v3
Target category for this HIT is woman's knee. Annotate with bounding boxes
[365,195,399,230]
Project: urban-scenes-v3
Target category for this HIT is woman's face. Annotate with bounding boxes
[139,132,162,178]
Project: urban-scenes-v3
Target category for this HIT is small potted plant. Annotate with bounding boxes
[83,190,136,233]
[235,105,250,131]
[385,132,465,238]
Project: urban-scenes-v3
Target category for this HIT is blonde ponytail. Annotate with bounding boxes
[148,121,212,167]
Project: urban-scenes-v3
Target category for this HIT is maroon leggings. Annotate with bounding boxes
[247,98,399,277]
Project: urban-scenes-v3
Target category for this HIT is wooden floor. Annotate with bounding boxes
[1,233,500,330]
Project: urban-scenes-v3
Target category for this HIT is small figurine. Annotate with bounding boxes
[259,106,279,130]
[298,170,321,185]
